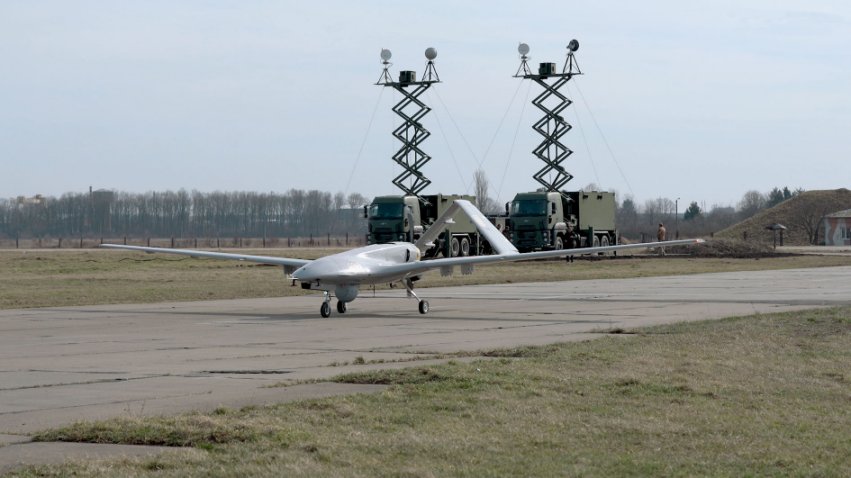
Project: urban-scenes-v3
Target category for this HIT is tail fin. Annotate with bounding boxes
[414,199,518,256]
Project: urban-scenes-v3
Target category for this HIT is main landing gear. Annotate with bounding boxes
[405,278,429,315]
[317,283,429,317]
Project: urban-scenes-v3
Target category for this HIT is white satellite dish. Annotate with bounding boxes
[518,43,530,56]
[380,49,392,61]
[425,47,437,60]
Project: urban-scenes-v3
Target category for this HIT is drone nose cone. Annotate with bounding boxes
[292,264,313,281]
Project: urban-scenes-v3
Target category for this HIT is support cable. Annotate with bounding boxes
[426,89,468,191]
[343,88,385,196]
[572,81,635,198]
[565,83,601,188]
[496,81,533,205]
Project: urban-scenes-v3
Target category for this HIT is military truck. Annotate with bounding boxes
[365,194,482,257]
[507,190,616,252]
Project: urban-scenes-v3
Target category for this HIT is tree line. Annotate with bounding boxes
[0,189,369,239]
[615,186,802,241]
[1,184,804,242]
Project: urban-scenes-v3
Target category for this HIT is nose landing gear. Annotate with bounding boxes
[320,291,332,318]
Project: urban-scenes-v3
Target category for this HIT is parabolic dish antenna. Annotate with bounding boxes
[567,39,579,52]
[518,43,530,56]
[425,47,437,60]
[380,49,392,61]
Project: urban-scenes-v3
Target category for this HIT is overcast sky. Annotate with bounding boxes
[2,1,849,208]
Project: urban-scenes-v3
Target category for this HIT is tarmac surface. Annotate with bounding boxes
[1,265,850,472]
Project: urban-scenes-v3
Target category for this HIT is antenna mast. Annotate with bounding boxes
[376,47,441,198]
[514,40,582,196]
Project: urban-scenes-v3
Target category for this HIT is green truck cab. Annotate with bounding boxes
[365,194,481,257]
[508,190,617,252]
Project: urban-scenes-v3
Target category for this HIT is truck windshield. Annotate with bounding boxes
[511,199,548,216]
[369,203,404,219]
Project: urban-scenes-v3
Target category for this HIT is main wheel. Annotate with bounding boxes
[450,237,460,257]
[418,300,429,314]
[320,302,331,318]
[336,301,347,314]
[459,237,470,256]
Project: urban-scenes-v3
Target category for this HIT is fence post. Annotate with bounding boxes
[16,235,19,249]
[147,238,151,247]
[327,233,330,246]
[79,236,83,248]
[123,236,127,245]
[58,237,62,249]
[345,232,349,245]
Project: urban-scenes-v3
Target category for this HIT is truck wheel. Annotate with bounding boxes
[450,237,460,257]
[592,235,600,248]
[459,237,470,256]
[599,235,610,255]
[554,236,564,250]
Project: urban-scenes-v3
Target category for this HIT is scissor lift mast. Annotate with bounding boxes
[514,40,582,195]
[375,48,440,198]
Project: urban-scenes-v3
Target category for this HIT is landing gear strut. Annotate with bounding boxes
[404,278,429,315]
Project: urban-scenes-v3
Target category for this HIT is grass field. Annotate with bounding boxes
[2,248,851,310]
[16,307,850,477]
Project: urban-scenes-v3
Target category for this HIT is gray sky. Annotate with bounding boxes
[2,1,849,208]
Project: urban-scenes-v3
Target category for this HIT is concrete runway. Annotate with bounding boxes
[2,266,850,436]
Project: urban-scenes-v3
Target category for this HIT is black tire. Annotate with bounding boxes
[599,235,610,255]
[459,237,470,257]
[320,302,331,318]
[418,300,429,314]
[336,301,347,314]
[450,237,460,257]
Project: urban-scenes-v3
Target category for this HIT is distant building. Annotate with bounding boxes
[823,209,851,246]
[16,194,45,206]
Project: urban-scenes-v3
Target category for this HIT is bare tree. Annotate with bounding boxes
[737,190,766,220]
[473,169,490,212]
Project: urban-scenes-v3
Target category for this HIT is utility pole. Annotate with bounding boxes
[675,197,680,240]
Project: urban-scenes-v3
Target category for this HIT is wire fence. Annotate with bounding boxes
[0,234,367,250]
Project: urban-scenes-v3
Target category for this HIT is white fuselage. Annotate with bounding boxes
[291,242,421,302]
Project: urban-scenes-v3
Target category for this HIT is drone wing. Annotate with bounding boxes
[100,244,311,269]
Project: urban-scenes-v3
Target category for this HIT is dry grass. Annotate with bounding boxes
[718,188,851,245]
[3,248,851,310]
[23,307,851,477]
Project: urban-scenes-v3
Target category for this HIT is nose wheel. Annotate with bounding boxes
[418,300,429,314]
[319,291,332,318]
